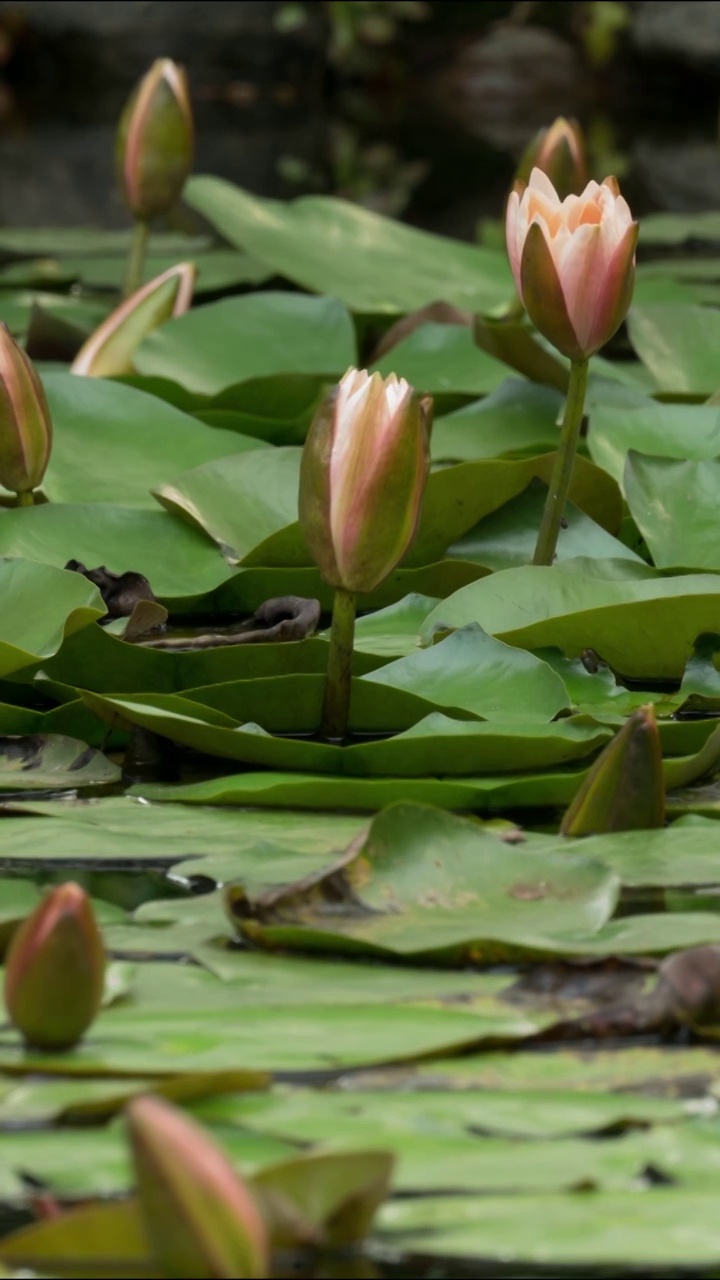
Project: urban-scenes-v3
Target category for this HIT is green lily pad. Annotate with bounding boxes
[0,504,234,603]
[624,452,720,571]
[57,249,270,293]
[628,303,720,396]
[371,323,508,397]
[378,1189,720,1268]
[0,559,103,679]
[228,802,619,962]
[153,446,304,564]
[587,381,720,486]
[431,378,565,462]
[81,691,612,775]
[135,292,356,394]
[448,486,641,570]
[36,371,260,507]
[184,176,513,314]
[361,623,569,722]
[423,558,720,679]
[409,453,622,566]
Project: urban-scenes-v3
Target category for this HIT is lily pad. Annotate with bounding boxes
[228,801,619,962]
[135,292,357,394]
[624,452,720,571]
[431,379,565,462]
[36,371,260,507]
[361,623,569,722]
[0,734,119,791]
[0,559,103,679]
[628,303,720,395]
[184,176,513,314]
[423,558,720,679]
[0,505,234,603]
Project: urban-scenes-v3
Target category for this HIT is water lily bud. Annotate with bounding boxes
[516,117,587,200]
[117,58,193,221]
[561,704,664,837]
[4,882,105,1050]
[0,324,52,498]
[299,368,432,594]
[127,1095,269,1279]
[72,262,196,377]
[506,168,638,360]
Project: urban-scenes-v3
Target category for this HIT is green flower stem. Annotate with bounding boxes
[532,356,589,566]
[15,491,34,507]
[321,587,356,742]
[122,217,150,299]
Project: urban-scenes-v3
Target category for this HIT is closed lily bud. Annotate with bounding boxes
[4,883,105,1050]
[72,262,196,377]
[127,1095,269,1279]
[516,117,587,200]
[506,168,638,360]
[561,704,664,837]
[117,58,193,221]
[299,368,432,594]
[0,324,52,499]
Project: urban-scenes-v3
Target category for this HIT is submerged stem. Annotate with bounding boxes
[532,357,589,566]
[122,218,150,299]
[321,588,356,742]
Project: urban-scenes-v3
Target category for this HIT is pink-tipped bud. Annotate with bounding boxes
[0,324,52,498]
[299,368,432,594]
[506,168,638,361]
[72,262,196,377]
[516,117,587,200]
[4,883,105,1050]
[117,58,194,221]
[127,1095,269,1279]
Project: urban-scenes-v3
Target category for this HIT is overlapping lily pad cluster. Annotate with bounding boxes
[5,75,720,1279]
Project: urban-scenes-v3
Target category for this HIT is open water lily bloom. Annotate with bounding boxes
[506,167,638,360]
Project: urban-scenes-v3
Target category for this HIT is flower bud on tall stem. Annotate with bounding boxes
[117,58,194,298]
[506,168,637,565]
[299,368,432,741]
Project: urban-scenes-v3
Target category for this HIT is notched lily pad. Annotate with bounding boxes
[225,802,619,962]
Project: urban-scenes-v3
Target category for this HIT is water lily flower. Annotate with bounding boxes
[0,324,52,505]
[300,368,431,595]
[506,168,638,361]
[117,58,194,222]
[127,1095,269,1278]
[516,117,587,200]
[4,882,106,1050]
[72,262,196,377]
[299,367,432,740]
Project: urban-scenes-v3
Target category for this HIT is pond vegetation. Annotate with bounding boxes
[3,42,720,1280]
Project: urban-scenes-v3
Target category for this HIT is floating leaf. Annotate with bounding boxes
[184,176,513,314]
[135,292,357,394]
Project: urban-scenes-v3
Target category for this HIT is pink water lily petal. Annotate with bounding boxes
[507,165,637,358]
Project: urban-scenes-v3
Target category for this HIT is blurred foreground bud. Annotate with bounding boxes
[72,262,196,377]
[117,58,193,221]
[506,168,637,361]
[561,704,664,836]
[516,117,587,200]
[299,368,432,594]
[4,882,105,1050]
[0,324,52,503]
[127,1095,269,1279]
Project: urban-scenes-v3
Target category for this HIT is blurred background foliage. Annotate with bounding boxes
[0,0,717,233]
